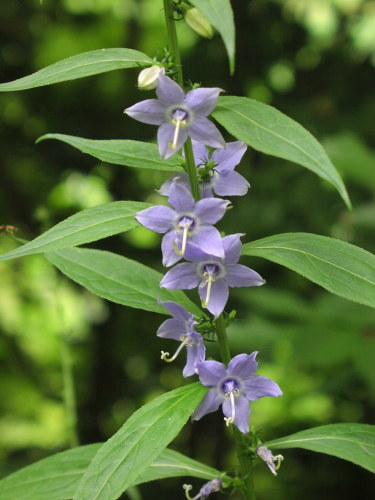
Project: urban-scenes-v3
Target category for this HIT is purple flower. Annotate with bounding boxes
[124,73,225,159]
[192,352,282,434]
[183,478,222,500]
[136,180,229,267]
[157,301,205,377]
[160,234,265,317]
[159,140,250,198]
[256,445,284,476]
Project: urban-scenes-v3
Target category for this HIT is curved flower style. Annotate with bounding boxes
[136,181,228,267]
[256,445,284,476]
[159,140,250,198]
[192,352,282,433]
[157,301,205,377]
[160,234,265,317]
[124,73,225,159]
[183,478,222,500]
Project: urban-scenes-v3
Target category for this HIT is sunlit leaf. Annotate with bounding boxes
[0,202,151,262]
[267,423,375,473]
[213,96,351,208]
[0,445,226,500]
[46,247,201,315]
[242,233,375,308]
[37,134,182,172]
[0,49,152,91]
[74,383,207,500]
[190,0,235,73]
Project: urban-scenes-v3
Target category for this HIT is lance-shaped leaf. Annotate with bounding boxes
[0,445,225,500]
[242,233,375,309]
[0,201,151,262]
[46,247,201,315]
[267,423,375,473]
[190,0,235,73]
[213,96,351,208]
[37,134,182,172]
[0,49,152,91]
[74,383,207,500]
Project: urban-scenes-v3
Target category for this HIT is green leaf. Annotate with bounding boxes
[267,423,375,473]
[74,383,207,500]
[190,0,235,73]
[46,247,201,315]
[242,233,375,309]
[0,445,225,500]
[0,201,151,262]
[213,96,351,208]
[0,444,101,500]
[37,134,182,172]
[0,49,152,91]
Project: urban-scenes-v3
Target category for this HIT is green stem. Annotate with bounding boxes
[60,335,79,448]
[162,2,255,498]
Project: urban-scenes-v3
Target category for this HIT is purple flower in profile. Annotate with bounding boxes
[159,140,250,198]
[157,301,205,377]
[256,445,284,476]
[192,352,282,434]
[124,73,225,159]
[160,234,265,317]
[183,478,222,500]
[136,180,229,267]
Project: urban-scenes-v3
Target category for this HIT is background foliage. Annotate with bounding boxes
[0,0,374,498]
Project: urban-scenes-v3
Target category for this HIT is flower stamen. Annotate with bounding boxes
[223,389,238,427]
[172,218,193,255]
[200,273,213,308]
[160,335,189,362]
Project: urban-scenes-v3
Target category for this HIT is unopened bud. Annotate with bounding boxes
[185,8,213,39]
[138,65,164,91]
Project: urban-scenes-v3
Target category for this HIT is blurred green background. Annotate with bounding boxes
[0,0,374,499]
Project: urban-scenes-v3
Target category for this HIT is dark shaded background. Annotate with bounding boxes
[0,1,374,499]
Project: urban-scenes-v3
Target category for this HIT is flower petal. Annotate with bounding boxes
[244,375,283,401]
[168,180,195,213]
[197,359,226,385]
[199,279,229,318]
[222,395,250,434]
[189,117,225,149]
[225,264,266,287]
[124,99,166,125]
[191,140,210,164]
[185,87,223,115]
[183,337,206,377]
[156,73,185,106]
[189,226,224,259]
[158,122,188,159]
[214,171,250,197]
[136,206,175,233]
[191,388,223,421]
[157,300,194,321]
[212,141,247,172]
[221,234,243,264]
[157,318,187,340]
[228,352,258,379]
[160,262,199,289]
[194,198,229,224]
[158,173,189,196]
[161,231,182,267]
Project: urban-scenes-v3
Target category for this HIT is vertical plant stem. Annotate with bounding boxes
[162,2,256,498]
[60,335,79,448]
[162,0,200,202]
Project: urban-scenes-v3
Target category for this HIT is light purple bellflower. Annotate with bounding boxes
[159,140,250,198]
[157,301,205,377]
[192,352,282,434]
[256,445,284,476]
[160,234,265,317]
[183,478,222,500]
[136,180,229,267]
[124,73,225,159]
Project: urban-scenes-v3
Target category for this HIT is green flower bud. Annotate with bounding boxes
[138,65,164,91]
[185,8,213,39]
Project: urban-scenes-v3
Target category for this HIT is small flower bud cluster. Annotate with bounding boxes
[125,73,282,438]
